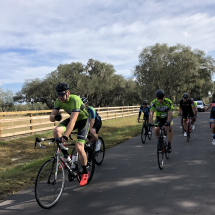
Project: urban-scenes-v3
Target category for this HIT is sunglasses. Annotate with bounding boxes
[183,97,188,99]
[56,92,67,97]
[157,97,164,100]
[143,103,147,105]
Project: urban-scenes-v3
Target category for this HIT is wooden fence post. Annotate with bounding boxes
[0,120,1,141]
[107,107,109,119]
[30,113,33,134]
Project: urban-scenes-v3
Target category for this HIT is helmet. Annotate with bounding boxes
[143,100,148,104]
[183,93,189,99]
[55,82,69,92]
[81,97,88,104]
[155,89,165,98]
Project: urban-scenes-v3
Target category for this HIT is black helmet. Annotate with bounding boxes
[55,82,69,92]
[183,93,189,99]
[155,89,165,98]
[81,97,88,104]
[143,100,148,104]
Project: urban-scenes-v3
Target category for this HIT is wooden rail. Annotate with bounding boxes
[0,106,139,139]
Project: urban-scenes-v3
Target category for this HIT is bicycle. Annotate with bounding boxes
[183,114,192,142]
[139,118,152,144]
[150,122,171,170]
[34,136,95,209]
[86,135,105,165]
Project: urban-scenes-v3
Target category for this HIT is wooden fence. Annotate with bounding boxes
[0,106,139,140]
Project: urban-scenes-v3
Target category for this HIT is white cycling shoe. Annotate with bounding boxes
[184,132,187,137]
[95,141,101,151]
[212,139,215,145]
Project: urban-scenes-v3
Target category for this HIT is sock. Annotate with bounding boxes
[82,166,88,174]
[212,134,215,139]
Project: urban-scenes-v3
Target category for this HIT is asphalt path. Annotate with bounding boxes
[1,110,215,215]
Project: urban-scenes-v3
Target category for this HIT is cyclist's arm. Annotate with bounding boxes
[50,109,59,122]
[192,106,196,115]
[167,111,173,122]
[205,103,212,111]
[149,110,154,123]
[179,107,182,115]
[64,112,79,138]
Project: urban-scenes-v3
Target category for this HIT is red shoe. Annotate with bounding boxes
[79,172,89,186]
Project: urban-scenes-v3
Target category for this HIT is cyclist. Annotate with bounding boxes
[179,93,196,137]
[205,101,215,145]
[138,100,151,134]
[148,89,173,152]
[50,82,90,187]
[81,97,102,151]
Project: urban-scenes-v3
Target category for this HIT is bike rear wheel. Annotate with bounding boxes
[77,146,95,184]
[141,125,147,144]
[157,137,164,170]
[148,126,152,140]
[94,136,105,165]
[35,158,65,209]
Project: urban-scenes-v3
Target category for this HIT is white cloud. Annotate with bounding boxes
[1,0,215,91]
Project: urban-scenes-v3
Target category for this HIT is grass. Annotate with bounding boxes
[0,109,179,201]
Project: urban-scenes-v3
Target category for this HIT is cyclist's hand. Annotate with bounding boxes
[59,136,68,143]
[137,117,140,123]
[55,113,62,121]
[164,121,170,126]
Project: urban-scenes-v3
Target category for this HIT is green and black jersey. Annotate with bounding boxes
[150,98,173,118]
[54,95,89,121]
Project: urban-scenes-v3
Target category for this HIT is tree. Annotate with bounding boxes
[134,43,215,103]
[0,88,14,112]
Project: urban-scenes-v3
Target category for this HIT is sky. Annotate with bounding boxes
[1,0,215,93]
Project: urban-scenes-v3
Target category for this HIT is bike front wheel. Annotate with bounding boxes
[35,158,65,209]
[164,142,169,159]
[157,137,164,170]
[187,123,190,142]
[94,136,105,165]
[141,125,147,144]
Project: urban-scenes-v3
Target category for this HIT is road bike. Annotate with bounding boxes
[139,117,152,144]
[86,135,105,165]
[34,137,95,209]
[150,122,171,170]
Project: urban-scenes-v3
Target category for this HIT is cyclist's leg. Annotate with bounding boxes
[90,120,102,142]
[53,118,71,158]
[154,117,161,139]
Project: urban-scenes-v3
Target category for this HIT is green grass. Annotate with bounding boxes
[0,109,179,201]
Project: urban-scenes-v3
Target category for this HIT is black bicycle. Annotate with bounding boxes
[87,135,105,165]
[139,118,152,144]
[150,122,171,170]
[34,137,95,209]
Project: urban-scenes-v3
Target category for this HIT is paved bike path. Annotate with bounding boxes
[1,111,215,215]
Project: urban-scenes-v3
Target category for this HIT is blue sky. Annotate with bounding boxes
[1,0,215,93]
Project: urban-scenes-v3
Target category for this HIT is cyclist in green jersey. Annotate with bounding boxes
[50,82,90,186]
[148,89,174,152]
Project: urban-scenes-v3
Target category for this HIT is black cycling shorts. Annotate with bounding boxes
[155,117,173,127]
[143,114,149,121]
[58,117,90,144]
[92,120,102,134]
[183,111,194,119]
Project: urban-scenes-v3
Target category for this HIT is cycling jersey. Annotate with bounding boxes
[194,101,197,108]
[88,106,101,122]
[210,101,215,119]
[54,95,89,121]
[150,98,173,118]
[139,105,150,116]
[179,98,194,112]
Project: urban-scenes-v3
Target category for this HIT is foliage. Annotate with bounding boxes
[0,88,14,112]
[14,59,141,108]
[134,43,215,103]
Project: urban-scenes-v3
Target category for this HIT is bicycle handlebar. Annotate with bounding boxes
[34,137,70,150]
[148,123,171,132]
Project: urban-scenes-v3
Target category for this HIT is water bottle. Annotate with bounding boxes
[72,154,77,163]
[65,156,73,165]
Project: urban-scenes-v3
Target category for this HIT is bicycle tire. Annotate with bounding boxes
[141,125,147,144]
[35,158,65,209]
[148,126,152,140]
[94,136,105,165]
[157,136,164,170]
[164,141,169,159]
[187,123,190,142]
[77,146,95,184]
